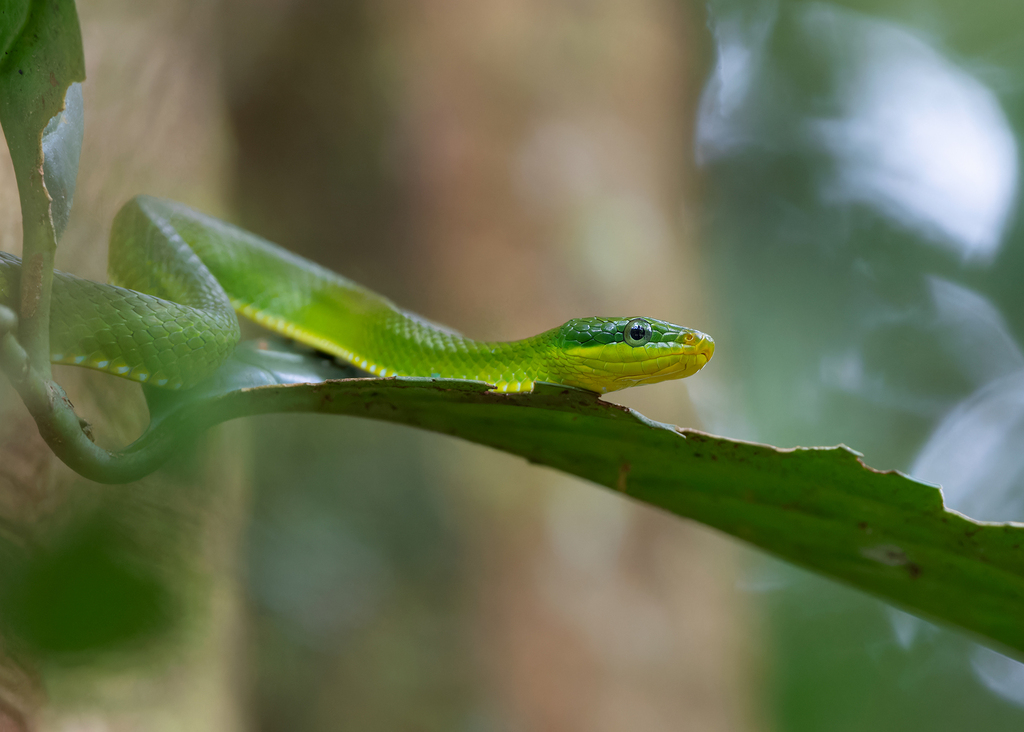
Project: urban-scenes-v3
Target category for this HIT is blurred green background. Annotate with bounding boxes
[2,0,1024,729]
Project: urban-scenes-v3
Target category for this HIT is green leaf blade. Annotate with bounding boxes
[0,0,85,200]
[40,80,83,241]
[128,352,1024,658]
[0,1,30,64]
[0,0,85,373]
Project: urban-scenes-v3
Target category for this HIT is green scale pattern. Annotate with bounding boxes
[158,197,567,391]
[0,248,237,390]
[0,196,714,393]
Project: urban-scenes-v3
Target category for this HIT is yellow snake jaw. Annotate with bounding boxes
[550,333,715,393]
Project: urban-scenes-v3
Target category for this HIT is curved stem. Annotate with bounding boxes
[0,305,174,483]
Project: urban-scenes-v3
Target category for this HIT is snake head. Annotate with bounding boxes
[549,316,715,393]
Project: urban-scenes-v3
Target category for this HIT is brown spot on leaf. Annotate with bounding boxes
[616,462,631,493]
[861,544,908,567]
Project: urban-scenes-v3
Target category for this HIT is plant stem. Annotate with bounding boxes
[14,172,56,381]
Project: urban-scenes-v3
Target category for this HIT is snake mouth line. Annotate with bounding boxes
[611,352,711,384]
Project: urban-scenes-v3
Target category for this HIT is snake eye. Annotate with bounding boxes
[624,318,652,346]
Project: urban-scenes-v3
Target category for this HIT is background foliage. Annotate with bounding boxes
[2,0,1024,730]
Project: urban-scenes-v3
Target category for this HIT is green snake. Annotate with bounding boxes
[0,196,714,394]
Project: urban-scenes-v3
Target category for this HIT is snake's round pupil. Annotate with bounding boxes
[624,318,652,346]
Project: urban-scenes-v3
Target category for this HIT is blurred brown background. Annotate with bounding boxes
[0,0,754,730]
[10,0,1024,728]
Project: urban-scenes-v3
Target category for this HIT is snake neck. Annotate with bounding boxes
[358,311,559,393]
